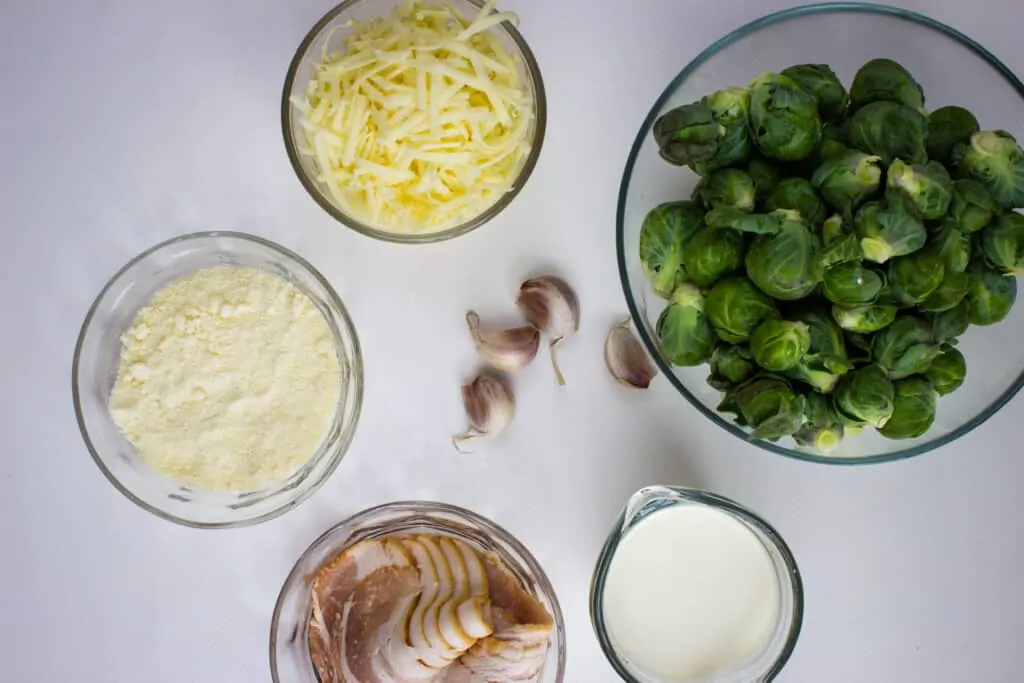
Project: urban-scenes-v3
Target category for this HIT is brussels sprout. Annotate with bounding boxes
[872,315,941,379]
[794,392,846,452]
[656,284,717,366]
[750,319,811,372]
[886,160,953,220]
[924,345,966,396]
[746,157,780,201]
[639,200,704,297]
[718,374,806,439]
[695,169,757,212]
[832,304,898,333]
[784,364,843,394]
[926,106,980,164]
[810,150,882,212]
[748,71,823,162]
[948,179,1000,234]
[849,101,927,166]
[926,300,970,343]
[822,262,885,306]
[821,213,846,245]
[706,207,782,235]
[705,276,779,343]
[653,101,720,168]
[919,271,969,313]
[817,232,862,270]
[854,197,927,263]
[928,221,971,273]
[745,216,820,300]
[781,63,849,121]
[954,131,1024,209]
[849,58,925,112]
[823,118,851,146]
[966,257,1017,325]
[878,377,936,439]
[844,331,874,363]
[888,249,945,306]
[698,87,754,175]
[707,344,757,391]
[834,364,895,428]
[980,212,1024,275]
[791,308,853,374]
[765,178,828,227]
[681,226,746,288]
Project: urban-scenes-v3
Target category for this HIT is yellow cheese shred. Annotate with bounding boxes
[292,0,534,234]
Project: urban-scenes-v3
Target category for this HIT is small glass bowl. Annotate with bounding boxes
[281,0,547,243]
[590,486,803,683]
[72,232,363,528]
[617,3,1024,463]
[270,501,566,683]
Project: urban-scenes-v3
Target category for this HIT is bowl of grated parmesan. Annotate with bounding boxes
[281,0,546,242]
[72,232,364,528]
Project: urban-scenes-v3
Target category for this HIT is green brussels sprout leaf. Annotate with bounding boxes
[745,216,820,300]
[694,168,757,212]
[849,58,925,113]
[749,319,811,372]
[855,198,927,264]
[705,207,782,235]
[655,284,718,366]
[707,344,757,392]
[794,392,846,452]
[926,106,980,164]
[888,249,945,306]
[781,63,849,121]
[925,300,970,344]
[765,177,828,227]
[811,150,882,211]
[822,262,885,306]
[966,257,1018,325]
[849,101,927,165]
[639,200,704,297]
[749,71,823,162]
[980,211,1024,275]
[816,232,863,271]
[680,226,746,288]
[878,377,936,439]
[834,364,895,428]
[948,179,1000,234]
[919,271,970,313]
[872,315,940,379]
[832,304,898,334]
[924,345,966,396]
[746,157,780,201]
[886,160,953,220]
[719,374,807,440]
[928,221,971,273]
[955,131,1024,209]
[705,276,779,343]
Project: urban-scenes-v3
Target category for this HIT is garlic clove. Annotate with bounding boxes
[466,310,539,373]
[605,319,657,389]
[454,373,516,451]
[516,275,580,386]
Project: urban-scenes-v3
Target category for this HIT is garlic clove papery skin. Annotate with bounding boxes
[605,320,657,389]
[454,373,516,450]
[466,310,539,373]
[516,276,580,385]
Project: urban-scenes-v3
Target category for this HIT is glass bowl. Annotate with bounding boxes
[72,232,363,528]
[617,3,1024,464]
[281,0,546,244]
[270,500,566,683]
[590,486,803,683]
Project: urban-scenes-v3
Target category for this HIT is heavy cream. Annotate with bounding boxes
[600,503,781,682]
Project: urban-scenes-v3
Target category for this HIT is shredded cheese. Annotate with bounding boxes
[292,0,534,234]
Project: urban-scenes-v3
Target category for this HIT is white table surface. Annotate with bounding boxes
[3,0,1023,681]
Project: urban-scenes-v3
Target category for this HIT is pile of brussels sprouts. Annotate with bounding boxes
[640,58,1024,452]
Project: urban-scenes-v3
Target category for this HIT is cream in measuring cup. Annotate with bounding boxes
[589,486,803,683]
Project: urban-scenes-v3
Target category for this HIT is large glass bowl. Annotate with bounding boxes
[281,0,546,244]
[270,501,566,683]
[72,232,363,527]
[617,3,1024,464]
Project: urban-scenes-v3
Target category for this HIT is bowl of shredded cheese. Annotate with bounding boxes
[73,232,364,528]
[282,0,546,242]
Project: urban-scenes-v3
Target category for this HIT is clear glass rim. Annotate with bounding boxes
[615,2,1024,465]
[269,499,568,682]
[589,486,804,683]
[71,230,365,529]
[280,0,548,244]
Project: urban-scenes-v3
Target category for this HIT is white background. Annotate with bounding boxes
[2,0,1022,681]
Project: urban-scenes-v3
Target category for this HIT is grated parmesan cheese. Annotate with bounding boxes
[108,267,342,492]
[292,0,535,234]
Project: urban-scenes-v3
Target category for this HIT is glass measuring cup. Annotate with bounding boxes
[589,486,804,683]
